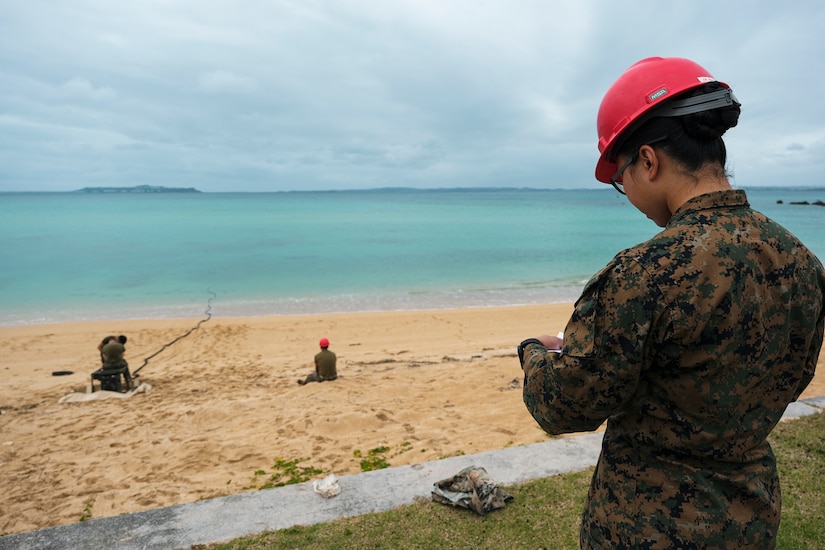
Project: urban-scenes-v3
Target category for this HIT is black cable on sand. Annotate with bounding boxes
[132,291,216,377]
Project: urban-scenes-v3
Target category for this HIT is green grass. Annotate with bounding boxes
[772,412,825,549]
[194,412,825,550]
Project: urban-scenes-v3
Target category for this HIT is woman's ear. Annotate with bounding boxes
[637,144,660,181]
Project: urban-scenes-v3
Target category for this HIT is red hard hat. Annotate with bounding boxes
[319,338,330,347]
[595,57,730,183]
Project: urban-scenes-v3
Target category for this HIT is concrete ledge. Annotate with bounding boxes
[3,396,822,550]
[801,395,825,409]
[782,400,821,419]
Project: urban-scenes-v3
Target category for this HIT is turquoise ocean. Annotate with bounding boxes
[1,187,823,327]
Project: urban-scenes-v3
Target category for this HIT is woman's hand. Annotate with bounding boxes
[536,334,563,351]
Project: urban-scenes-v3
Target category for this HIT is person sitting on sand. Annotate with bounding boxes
[97,334,122,364]
[298,338,337,385]
[101,335,132,380]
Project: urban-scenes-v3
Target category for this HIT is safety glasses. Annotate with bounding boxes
[608,135,669,195]
[609,153,638,195]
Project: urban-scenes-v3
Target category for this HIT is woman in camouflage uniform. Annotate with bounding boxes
[519,57,825,549]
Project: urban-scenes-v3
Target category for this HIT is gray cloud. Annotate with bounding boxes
[1,0,823,191]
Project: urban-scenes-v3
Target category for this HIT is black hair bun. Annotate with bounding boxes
[681,83,741,140]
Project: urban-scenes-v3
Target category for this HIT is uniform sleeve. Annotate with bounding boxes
[794,278,825,401]
[522,255,665,435]
[789,253,825,402]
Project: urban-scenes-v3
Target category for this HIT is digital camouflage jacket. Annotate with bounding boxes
[521,190,825,549]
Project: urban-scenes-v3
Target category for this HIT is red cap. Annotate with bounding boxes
[319,338,330,347]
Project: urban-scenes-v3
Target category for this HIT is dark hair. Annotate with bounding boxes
[118,335,128,344]
[613,82,741,175]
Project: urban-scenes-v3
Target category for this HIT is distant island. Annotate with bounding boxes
[75,185,201,194]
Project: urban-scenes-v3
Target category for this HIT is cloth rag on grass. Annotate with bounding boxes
[58,382,152,404]
[431,465,513,515]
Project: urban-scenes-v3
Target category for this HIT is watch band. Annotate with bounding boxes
[518,338,546,367]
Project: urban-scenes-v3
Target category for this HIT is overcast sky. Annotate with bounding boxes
[1,1,824,192]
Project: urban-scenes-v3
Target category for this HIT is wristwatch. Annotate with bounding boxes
[517,338,545,367]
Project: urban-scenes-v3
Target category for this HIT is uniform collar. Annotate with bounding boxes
[668,189,749,226]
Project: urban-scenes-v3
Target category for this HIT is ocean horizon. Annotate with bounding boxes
[1,186,823,326]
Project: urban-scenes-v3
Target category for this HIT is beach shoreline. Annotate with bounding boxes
[1,304,823,536]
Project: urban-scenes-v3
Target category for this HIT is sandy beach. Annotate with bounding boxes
[1,304,823,536]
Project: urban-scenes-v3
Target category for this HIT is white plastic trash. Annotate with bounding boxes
[313,474,341,498]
